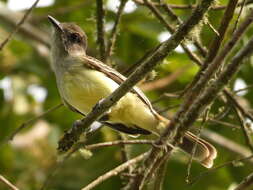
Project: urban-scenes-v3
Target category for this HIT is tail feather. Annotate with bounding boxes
[181,132,217,168]
[157,117,217,168]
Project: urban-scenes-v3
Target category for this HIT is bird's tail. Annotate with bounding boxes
[156,116,217,168]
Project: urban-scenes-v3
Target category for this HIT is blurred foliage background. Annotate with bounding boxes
[0,0,253,189]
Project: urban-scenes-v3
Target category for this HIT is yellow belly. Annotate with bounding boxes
[60,69,118,114]
[58,68,158,132]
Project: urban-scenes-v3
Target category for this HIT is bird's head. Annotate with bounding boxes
[48,15,87,56]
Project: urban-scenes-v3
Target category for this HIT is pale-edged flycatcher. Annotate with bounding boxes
[48,16,217,168]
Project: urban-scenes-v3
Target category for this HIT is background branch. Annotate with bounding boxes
[96,0,106,61]
[105,0,127,61]
[0,175,19,190]
[0,0,40,50]
[81,152,148,190]
[234,172,253,190]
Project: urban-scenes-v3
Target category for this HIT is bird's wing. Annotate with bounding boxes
[78,55,159,118]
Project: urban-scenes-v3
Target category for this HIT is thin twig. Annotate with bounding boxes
[0,2,49,48]
[151,92,181,104]
[234,172,253,190]
[160,3,207,57]
[126,149,169,190]
[0,0,40,51]
[224,90,253,122]
[213,105,232,120]
[232,0,247,33]
[186,108,208,183]
[84,139,154,150]
[140,64,192,92]
[96,0,107,61]
[153,159,168,190]
[81,152,148,190]
[105,0,127,61]
[234,84,253,93]
[157,104,180,114]
[207,118,240,129]
[206,20,220,37]
[234,107,253,152]
[123,43,164,76]
[118,134,134,175]
[8,103,63,141]
[202,129,253,163]
[189,154,253,185]
[0,175,19,190]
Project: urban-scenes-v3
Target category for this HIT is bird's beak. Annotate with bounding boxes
[48,15,63,32]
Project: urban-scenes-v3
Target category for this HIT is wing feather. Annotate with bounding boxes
[79,55,159,118]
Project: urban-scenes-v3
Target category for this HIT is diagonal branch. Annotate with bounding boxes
[234,107,253,152]
[144,0,207,58]
[8,103,63,142]
[0,2,49,47]
[81,152,148,190]
[0,0,40,51]
[142,0,203,64]
[190,154,253,185]
[160,3,207,57]
[202,129,253,163]
[0,175,19,190]
[234,172,253,190]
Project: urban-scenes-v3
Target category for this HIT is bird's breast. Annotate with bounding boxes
[58,68,119,114]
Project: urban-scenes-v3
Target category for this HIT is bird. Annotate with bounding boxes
[47,15,217,168]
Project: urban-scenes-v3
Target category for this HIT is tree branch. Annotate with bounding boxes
[202,129,253,163]
[158,1,208,57]
[234,172,253,190]
[81,152,148,190]
[7,103,63,142]
[140,64,191,92]
[234,107,253,152]
[96,0,107,61]
[105,0,127,61]
[189,154,253,185]
[0,175,19,190]
[83,139,154,150]
[0,0,40,51]
[143,0,204,64]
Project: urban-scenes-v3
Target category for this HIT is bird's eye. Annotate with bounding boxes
[69,33,81,43]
